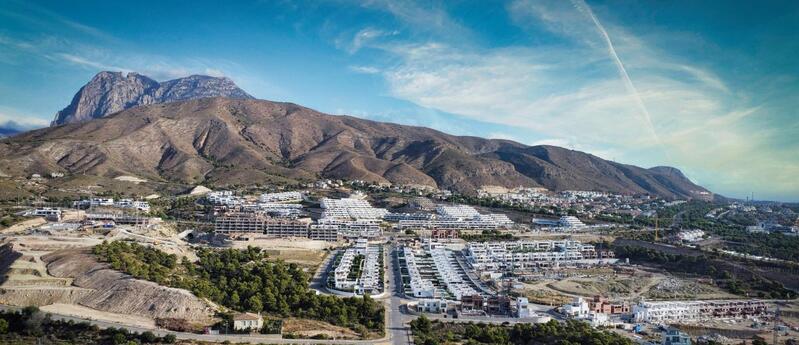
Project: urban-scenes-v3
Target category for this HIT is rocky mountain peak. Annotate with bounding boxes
[51,71,253,126]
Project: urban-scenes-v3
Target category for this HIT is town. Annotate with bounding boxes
[1,176,797,345]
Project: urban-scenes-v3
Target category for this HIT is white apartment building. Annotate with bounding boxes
[559,216,585,229]
[27,207,62,219]
[477,213,514,226]
[436,205,480,220]
[258,191,303,203]
[676,229,705,242]
[207,191,241,206]
[398,219,499,230]
[465,240,614,271]
[431,248,478,300]
[332,241,382,295]
[403,247,436,298]
[320,198,388,220]
[319,218,382,239]
[633,299,769,323]
[114,199,150,212]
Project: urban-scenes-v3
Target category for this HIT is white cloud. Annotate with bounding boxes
[344,27,398,54]
[52,53,129,72]
[349,65,381,74]
[0,107,49,129]
[358,0,470,39]
[354,0,799,199]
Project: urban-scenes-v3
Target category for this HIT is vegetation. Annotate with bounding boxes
[348,254,364,280]
[615,245,795,299]
[614,200,799,262]
[410,315,633,345]
[93,241,384,336]
[92,240,179,285]
[0,307,177,345]
[0,207,26,229]
[461,230,517,242]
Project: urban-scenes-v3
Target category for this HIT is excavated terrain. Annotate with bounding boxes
[43,249,216,323]
[0,239,215,325]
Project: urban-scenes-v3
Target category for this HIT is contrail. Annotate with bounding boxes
[571,0,662,146]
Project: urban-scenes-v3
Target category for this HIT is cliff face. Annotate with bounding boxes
[4,97,711,199]
[52,71,253,125]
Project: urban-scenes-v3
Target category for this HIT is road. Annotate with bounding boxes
[386,242,413,345]
[1,240,561,345]
[0,304,392,345]
[309,248,339,295]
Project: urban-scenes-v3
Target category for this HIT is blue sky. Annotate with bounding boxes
[1,0,797,201]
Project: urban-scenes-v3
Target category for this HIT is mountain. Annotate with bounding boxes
[0,126,20,138]
[0,121,37,138]
[51,71,253,125]
[1,96,711,199]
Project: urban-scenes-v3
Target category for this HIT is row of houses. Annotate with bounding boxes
[633,299,769,323]
[464,240,616,271]
[392,205,514,231]
[73,198,150,212]
[401,245,480,301]
[331,239,382,295]
[413,296,547,320]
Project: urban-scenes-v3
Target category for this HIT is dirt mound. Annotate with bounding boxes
[0,243,22,283]
[43,249,216,323]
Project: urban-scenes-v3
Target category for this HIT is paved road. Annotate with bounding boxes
[309,248,338,295]
[1,304,389,344]
[380,242,411,345]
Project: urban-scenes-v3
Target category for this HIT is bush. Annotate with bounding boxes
[162,333,177,343]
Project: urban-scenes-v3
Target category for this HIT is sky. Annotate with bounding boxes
[0,0,797,202]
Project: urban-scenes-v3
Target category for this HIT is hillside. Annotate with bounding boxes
[0,97,710,199]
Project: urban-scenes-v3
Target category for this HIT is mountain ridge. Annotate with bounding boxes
[51,71,253,125]
[2,94,711,199]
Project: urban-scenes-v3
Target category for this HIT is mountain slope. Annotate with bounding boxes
[52,71,253,125]
[1,97,711,199]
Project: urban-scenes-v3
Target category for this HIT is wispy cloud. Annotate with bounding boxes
[0,0,118,43]
[349,65,381,74]
[342,27,398,54]
[571,0,661,149]
[51,53,129,72]
[347,0,798,199]
[357,0,470,39]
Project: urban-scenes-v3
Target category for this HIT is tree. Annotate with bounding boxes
[246,295,263,313]
[112,332,128,345]
[0,319,8,334]
[140,330,158,343]
[162,334,177,343]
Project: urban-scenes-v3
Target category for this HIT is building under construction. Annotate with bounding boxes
[214,212,311,238]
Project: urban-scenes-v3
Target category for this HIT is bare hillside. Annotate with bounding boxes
[0,96,711,199]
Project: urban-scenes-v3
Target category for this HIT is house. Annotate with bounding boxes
[589,296,630,314]
[562,297,590,317]
[516,297,531,318]
[415,299,450,314]
[232,313,263,331]
[662,328,691,345]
